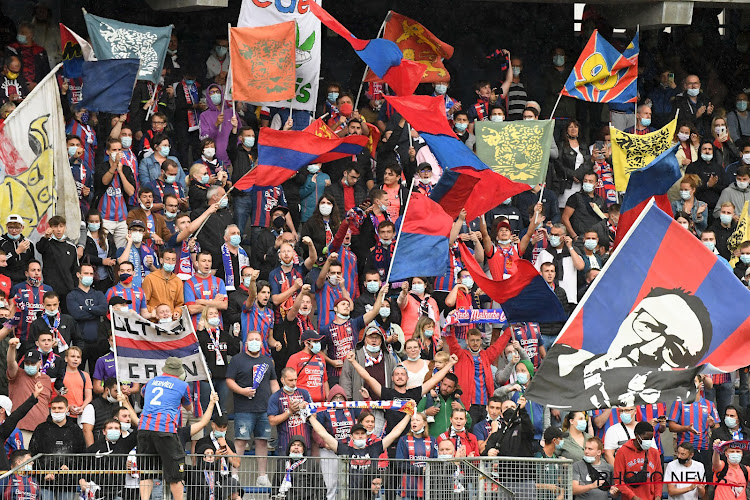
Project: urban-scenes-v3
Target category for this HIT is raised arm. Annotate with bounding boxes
[302,236,317,270]
[479,215,493,256]
[421,354,459,396]
[308,411,340,450]
[449,210,465,246]
[362,285,388,324]
[316,252,337,289]
[382,412,412,449]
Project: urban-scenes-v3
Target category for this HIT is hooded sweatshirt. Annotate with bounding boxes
[198,84,237,165]
[316,384,359,442]
[28,415,85,488]
[272,435,325,500]
[613,438,662,500]
[339,327,397,401]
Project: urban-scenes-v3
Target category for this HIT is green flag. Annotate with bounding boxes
[475,119,554,186]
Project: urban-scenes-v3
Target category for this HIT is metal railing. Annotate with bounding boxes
[0,453,573,499]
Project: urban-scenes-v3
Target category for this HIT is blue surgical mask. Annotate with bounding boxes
[680,190,691,200]
[548,235,561,248]
[16,34,27,44]
[213,430,226,439]
[412,283,425,295]
[81,276,94,287]
[201,174,210,184]
[434,84,447,95]
[741,255,750,265]
[576,419,588,432]
[641,118,652,127]
[516,372,529,384]
[555,439,565,450]
[327,92,339,103]
[210,93,222,106]
[106,429,121,442]
[553,55,565,66]
[247,340,262,353]
[365,343,380,353]
[703,240,716,251]
[219,198,228,209]
[379,307,390,318]
[307,164,320,174]
[207,317,220,327]
[165,174,177,184]
[424,329,433,337]
[582,455,596,463]
[229,234,241,247]
[720,213,733,225]
[738,101,748,112]
[584,239,597,251]
[121,136,132,149]
[215,46,228,57]
[67,146,78,158]
[701,153,713,162]
[687,88,700,97]
[184,79,195,86]
[455,122,468,132]
[310,342,321,354]
[87,223,100,232]
[45,308,58,317]
[162,263,175,273]
[243,136,255,148]
[243,277,252,288]
[621,413,633,425]
[24,365,38,376]
[725,416,738,428]
[7,233,19,241]
[582,182,595,193]
[353,439,367,448]
[159,146,170,157]
[366,281,380,294]
[638,437,655,450]
[461,277,474,288]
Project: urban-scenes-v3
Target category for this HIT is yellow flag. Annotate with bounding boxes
[728,201,750,268]
[611,119,677,191]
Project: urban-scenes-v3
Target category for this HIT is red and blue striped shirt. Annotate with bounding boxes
[267,388,313,451]
[591,408,624,441]
[340,247,359,300]
[241,303,274,354]
[11,282,52,344]
[139,374,191,433]
[184,275,227,329]
[66,120,96,175]
[638,403,667,454]
[106,284,146,314]
[98,167,128,221]
[315,282,344,332]
[249,186,287,228]
[122,149,138,207]
[669,397,719,450]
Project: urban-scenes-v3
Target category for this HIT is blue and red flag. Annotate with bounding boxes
[614,144,681,248]
[387,193,453,282]
[234,128,368,191]
[383,95,530,220]
[561,30,638,104]
[59,23,96,79]
[80,59,140,115]
[309,3,424,97]
[457,241,566,323]
[527,200,750,410]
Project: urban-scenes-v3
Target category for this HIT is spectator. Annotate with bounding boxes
[299,195,341,262]
[199,85,235,169]
[268,367,314,453]
[672,174,708,235]
[184,250,228,329]
[728,92,750,142]
[711,405,750,464]
[95,137,136,248]
[7,338,53,447]
[138,134,185,189]
[417,373,467,438]
[603,405,638,464]
[301,163,331,223]
[324,165,366,219]
[397,278,440,340]
[1,214,34,286]
[286,329,328,403]
[106,262,149,317]
[674,75,714,136]
[710,439,749,500]
[6,23,50,89]
[2,449,38,498]
[194,185,234,266]
[271,435,325,499]
[623,104,655,135]
[613,421,662,500]
[686,140,724,214]
[80,211,117,291]
[29,291,79,357]
[483,397,534,457]
[66,263,107,372]
[711,115,740,169]
[142,248,184,314]
[80,377,119,447]
[669,375,719,476]
[571,437,617,500]
[0,55,28,106]
[36,216,78,312]
[666,443,706,500]
[206,36,230,82]
[194,414,242,482]
[714,166,750,218]
[127,187,173,247]
[340,323,398,402]
[195,305,239,412]
[10,260,52,349]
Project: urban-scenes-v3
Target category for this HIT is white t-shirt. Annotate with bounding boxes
[665,459,705,500]
[79,403,95,428]
[535,249,578,304]
[603,422,636,452]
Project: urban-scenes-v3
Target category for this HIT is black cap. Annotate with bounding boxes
[350,423,366,435]
[213,414,229,427]
[23,350,41,364]
[128,219,146,230]
[543,426,563,442]
[301,329,324,342]
[418,162,433,171]
[108,296,131,306]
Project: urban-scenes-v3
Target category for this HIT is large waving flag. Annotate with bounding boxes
[309,3,423,96]
[457,241,566,323]
[611,118,677,191]
[614,145,681,249]
[527,200,750,410]
[80,59,140,114]
[728,201,750,268]
[84,12,172,83]
[365,11,454,84]
[384,94,530,219]
[229,23,296,103]
[59,24,96,79]
[561,30,638,104]
[234,129,368,190]
[388,193,453,282]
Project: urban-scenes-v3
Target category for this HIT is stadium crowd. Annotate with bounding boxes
[0,3,748,500]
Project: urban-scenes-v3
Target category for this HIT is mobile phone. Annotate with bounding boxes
[658,415,666,420]
[668,73,675,82]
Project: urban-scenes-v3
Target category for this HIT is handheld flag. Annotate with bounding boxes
[388,193,453,282]
[365,11,454,84]
[234,128,368,190]
[561,30,638,104]
[304,117,336,139]
[611,118,677,191]
[229,23,296,103]
[309,3,423,96]
[475,120,554,186]
[365,122,381,157]
[614,145,681,249]
[59,24,96,79]
[84,13,172,83]
[80,59,139,114]
[384,94,530,219]
[728,201,750,267]
[457,242,566,323]
[527,200,750,410]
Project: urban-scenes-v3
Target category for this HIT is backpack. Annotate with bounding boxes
[706,460,749,500]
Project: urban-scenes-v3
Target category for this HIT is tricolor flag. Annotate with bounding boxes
[59,23,96,79]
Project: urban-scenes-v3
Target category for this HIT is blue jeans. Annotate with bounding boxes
[233,195,253,237]
[704,381,735,418]
[200,379,230,414]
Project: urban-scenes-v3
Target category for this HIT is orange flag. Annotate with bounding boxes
[366,12,454,84]
[365,123,381,157]
[230,22,296,103]
[304,117,337,139]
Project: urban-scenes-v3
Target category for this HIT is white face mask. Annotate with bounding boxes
[319,204,333,216]
[490,115,504,123]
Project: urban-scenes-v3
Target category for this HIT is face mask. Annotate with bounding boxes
[582,182,595,193]
[676,457,689,465]
[119,273,134,285]
[162,173,177,184]
[209,430,226,440]
[24,365,38,376]
[703,240,716,251]
[81,276,94,287]
[105,393,117,403]
[110,152,120,163]
[498,238,512,246]
[50,412,66,423]
[242,136,256,148]
[6,71,18,80]
[215,46,228,57]
[455,122,468,132]
[641,118,651,127]
[553,55,565,66]
[247,340,262,353]
[583,455,596,463]
[679,189,693,201]
[638,437,655,450]
[45,308,58,317]
[327,92,339,103]
[328,275,339,286]
[438,454,453,459]
[365,343,380,353]
[380,238,393,246]
[584,239,597,251]
[424,329,434,338]
[366,281,380,294]
[28,277,42,287]
[461,277,474,288]
[506,353,516,363]
[84,221,101,233]
[548,235,561,248]
[555,439,565,450]
[310,342,321,354]
[680,223,690,230]
[106,429,121,441]
[684,87,700,98]
[7,232,20,241]
[159,146,170,157]
[159,318,172,324]
[339,103,353,116]
[140,202,152,212]
[739,181,750,190]
[307,164,320,174]
[516,372,529,385]
[118,136,132,150]
[219,198,228,209]
[67,146,78,158]
[729,452,743,464]
[621,413,633,424]
[162,263,175,273]
[738,101,750,113]
[725,416,738,428]
[229,234,242,247]
[207,317,220,327]
[701,153,713,162]
[353,439,367,448]
[319,204,333,216]
[434,83,448,95]
[677,132,690,142]
[120,422,131,432]
[379,307,390,318]
[378,203,388,213]
[199,148,216,161]
[283,384,295,393]
[720,213,733,225]
[513,66,521,76]
[742,255,750,265]
[201,174,210,184]
[576,419,588,432]
[336,312,350,321]
[412,283,425,295]
[164,210,178,221]
[289,452,304,458]
[16,34,27,44]
[490,115,504,123]
[209,93,222,106]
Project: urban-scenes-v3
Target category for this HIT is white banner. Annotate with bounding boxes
[112,307,209,383]
[0,64,80,242]
[237,0,321,112]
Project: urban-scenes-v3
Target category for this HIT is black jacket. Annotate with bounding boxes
[196,327,241,379]
[554,141,593,193]
[36,238,78,296]
[30,313,81,352]
[712,423,750,465]
[225,287,250,330]
[299,217,340,261]
[83,233,117,284]
[81,430,139,494]
[191,206,233,266]
[0,235,34,285]
[65,287,108,343]
[28,416,85,488]
[248,227,282,280]
[674,93,713,137]
[227,131,255,193]
[482,408,534,459]
[686,159,726,211]
[539,283,570,337]
[0,393,37,470]
[324,180,367,220]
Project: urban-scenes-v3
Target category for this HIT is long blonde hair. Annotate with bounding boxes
[197,305,219,330]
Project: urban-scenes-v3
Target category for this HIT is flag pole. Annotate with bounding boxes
[408,124,413,148]
[534,183,545,225]
[354,12,390,110]
[385,177,416,285]
[186,305,222,416]
[634,24,640,130]
[110,306,123,400]
[548,93,563,120]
